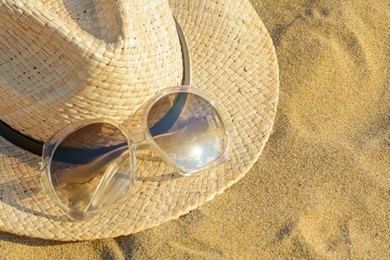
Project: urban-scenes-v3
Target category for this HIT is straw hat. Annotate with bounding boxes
[0,0,278,240]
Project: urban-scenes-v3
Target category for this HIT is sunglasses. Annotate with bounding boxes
[39,86,229,220]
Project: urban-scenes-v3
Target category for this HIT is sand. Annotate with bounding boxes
[1,0,389,258]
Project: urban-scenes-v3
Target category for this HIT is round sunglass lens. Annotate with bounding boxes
[147,92,228,173]
[49,123,132,217]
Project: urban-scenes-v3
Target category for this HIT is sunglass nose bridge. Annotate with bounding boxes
[126,127,147,144]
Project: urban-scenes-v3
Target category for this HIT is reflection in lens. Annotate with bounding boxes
[50,123,132,217]
[147,93,228,172]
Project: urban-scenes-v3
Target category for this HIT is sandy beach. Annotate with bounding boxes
[1,0,389,258]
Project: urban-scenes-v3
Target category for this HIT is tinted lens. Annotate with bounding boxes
[147,93,228,172]
[50,123,132,217]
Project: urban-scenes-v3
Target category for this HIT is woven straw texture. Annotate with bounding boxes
[0,0,279,240]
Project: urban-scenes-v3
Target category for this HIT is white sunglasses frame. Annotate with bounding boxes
[39,85,230,220]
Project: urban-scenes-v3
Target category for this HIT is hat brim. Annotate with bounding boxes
[0,0,279,240]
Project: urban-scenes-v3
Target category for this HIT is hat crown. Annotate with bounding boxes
[0,0,183,140]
